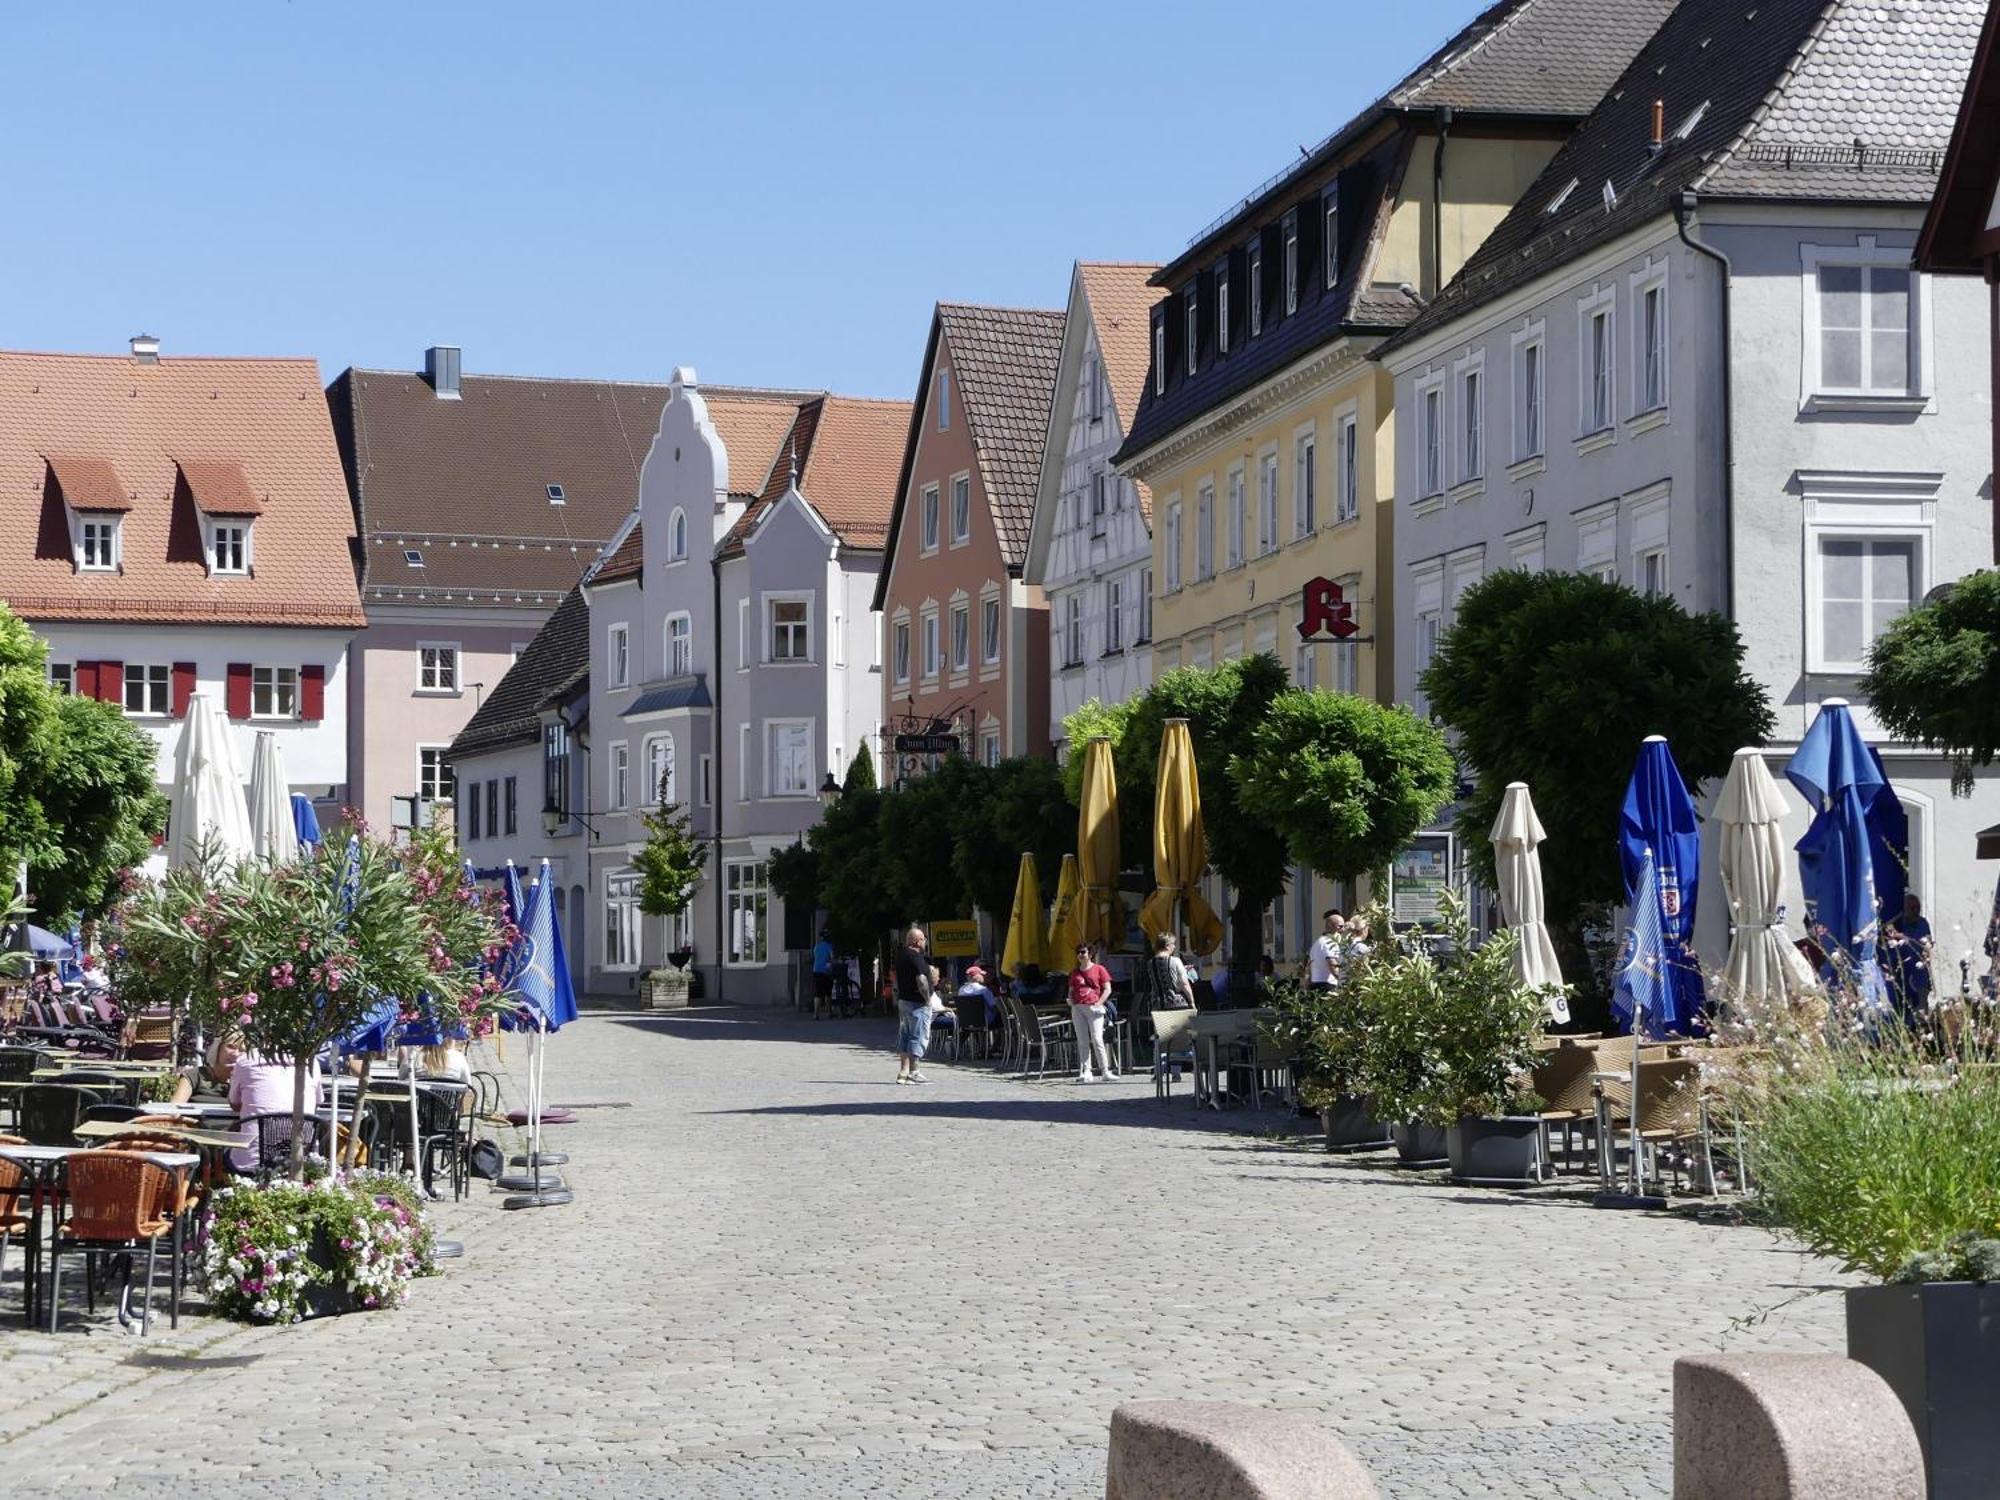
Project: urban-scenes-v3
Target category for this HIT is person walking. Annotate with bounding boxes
[1147,932,1195,1009]
[893,925,935,1084]
[1068,941,1115,1083]
[811,928,837,1016]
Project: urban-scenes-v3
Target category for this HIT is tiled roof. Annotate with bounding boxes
[589,522,645,587]
[1076,263,1166,434]
[44,454,130,512]
[0,349,366,629]
[721,394,911,555]
[937,304,1066,567]
[177,457,264,516]
[327,368,807,609]
[1383,0,1827,353]
[448,585,589,759]
[1917,0,2000,272]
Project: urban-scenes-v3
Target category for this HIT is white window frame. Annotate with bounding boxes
[1293,425,1316,538]
[1334,410,1359,524]
[1137,567,1153,643]
[1332,573,1361,694]
[1453,350,1485,485]
[1410,560,1445,719]
[610,741,631,811]
[1800,236,1933,411]
[416,642,460,695]
[1510,320,1547,462]
[892,612,912,685]
[980,591,1001,667]
[1281,211,1299,316]
[646,733,676,805]
[1215,263,1231,355]
[1799,470,1939,675]
[1153,313,1166,395]
[1630,260,1669,415]
[1415,371,1446,498]
[1575,499,1619,583]
[765,718,814,799]
[1257,450,1280,557]
[1086,354,1103,424]
[1063,593,1085,668]
[1626,481,1671,599]
[949,598,971,673]
[921,484,940,553]
[418,745,454,805]
[667,507,688,563]
[604,869,643,972]
[921,605,941,680]
[1294,640,1316,690]
[1578,285,1617,436]
[949,472,972,546]
[980,727,1001,767]
[206,519,251,576]
[1184,282,1199,376]
[76,514,121,572]
[607,623,630,688]
[666,612,694,678]
[1507,523,1547,575]
[46,662,73,695]
[765,591,813,664]
[1248,239,1264,337]
[1164,499,1183,592]
[1225,466,1245,568]
[250,665,299,721]
[123,663,170,717]
[1194,482,1214,581]
[1105,576,1125,653]
[1090,471,1107,536]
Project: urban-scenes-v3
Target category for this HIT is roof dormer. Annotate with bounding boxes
[44,455,131,575]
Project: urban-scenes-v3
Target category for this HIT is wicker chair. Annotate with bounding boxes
[0,1132,30,1297]
[1594,1056,1709,1191]
[1150,1007,1199,1101]
[1531,1042,1605,1172]
[46,1149,182,1334]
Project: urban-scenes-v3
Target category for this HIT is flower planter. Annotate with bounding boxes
[1847,1281,2000,1498]
[1321,1095,1393,1153]
[645,967,691,1010]
[1445,1115,1549,1186]
[299,1227,358,1321]
[1391,1122,1448,1167]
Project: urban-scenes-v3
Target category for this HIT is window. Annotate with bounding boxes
[1195,483,1214,581]
[1583,301,1614,433]
[768,597,810,662]
[79,517,119,571]
[667,614,693,676]
[893,619,911,683]
[1508,524,1546,574]
[1164,502,1182,592]
[1415,612,1442,717]
[1184,283,1199,376]
[1064,594,1084,667]
[208,522,249,575]
[645,735,675,805]
[1090,471,1107,536]
[1138,568,1153,643]
[982,731,1001,767]
[251,666,298,720]
[667,508,688,562]
[46,662,72,695]
[1216,263,1231,355]
[1086,357,1103,424]
[1459,367,1483,481]
[1576,501,1619,583]
[1638,281,1667,411]
[737,722,751,802]
[1323,191,1339,289]
[484,779,497,837]
[1419,384,1444,496]
[1294,640,1316,690]
[726,861,768,966]
[468,784,481,840]
[605,870,642,970]
[1105,577,1124,653]
[418,644,458,694]
[1153,313,1166,396]
[608,624,630,688]
[1294,433,1316,537]
[1817,263,1912,396]
[1516,337,1545,459]
[1336,415,1359,523]
[950,601,970,671]
[981,596,1001,664]
[1258,453,1279,556]
[766,721,810,797]
[546,483,565,505]
[1818,537,1917,672]
[1333,628,1358,696]
[699,755,712,807]
[950,474,971,544]
[1248,239,1264,337]
[123,664,169,716]
[611,743,630,810]
[542,723,567,820]
[420,746,455,805]
[921,485,940,551]
[922,610,941,678]
[504,776,518,835]
[1282,212,1299,316]
[1411,563,1444,718]
[1628,485,1670,600]
[1638,548,1669,598]
[937,369,951,430]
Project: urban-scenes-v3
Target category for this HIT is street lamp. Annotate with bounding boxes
[818,772,841,807]
[541,798,603,839]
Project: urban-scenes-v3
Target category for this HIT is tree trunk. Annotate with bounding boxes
[1228,896,1264,997]
[288,1059,309,1180]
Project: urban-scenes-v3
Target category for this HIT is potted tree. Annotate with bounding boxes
[1265,975,1390,1151]
[1718,992,2000,1498]
[635,793,704,1010]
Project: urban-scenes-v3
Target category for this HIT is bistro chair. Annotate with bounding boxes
[415,1085,470,1200]
[20,1085,104,1147]
[45,1150,183,1334]
[1593,1057,1708,1192]
[1530,1041,1605,1173]
[0,1047,46,1128]
[948,996,994,1063]
[123,1011,175,1062]
[238,1112,325,1180]
[1150,1007,1199,1102]
[0,1132,29,1299]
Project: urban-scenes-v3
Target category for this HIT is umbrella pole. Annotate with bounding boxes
[1627,1032,1643,1197]
[406,1053,420,1194]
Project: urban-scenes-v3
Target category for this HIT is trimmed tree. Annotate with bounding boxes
[1862,569,2000,795]
[634,795,705,939]
[843,742,877,793]
[952,756,1072,928]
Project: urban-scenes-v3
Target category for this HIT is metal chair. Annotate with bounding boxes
[948,995,994,1062]
[19,1085,104,1146]
[44,1150,182,1334]
[0,1047,46,1128]
[415,1085,469,1200]
[237,1111,325,1179]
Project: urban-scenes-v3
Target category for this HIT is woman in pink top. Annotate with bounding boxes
[1068,943,1115,1083]
[227,1049,318,1172]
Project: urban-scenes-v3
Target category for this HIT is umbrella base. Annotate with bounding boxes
[509,1152,569,1167]
[432,1240,464,1260]
[1592,1189,1670,1211]
[501,1187,574,1210]
[495,1169,564,1192]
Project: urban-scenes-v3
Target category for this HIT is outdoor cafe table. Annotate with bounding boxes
[0,1143,198,1328]
[1188,1009,1275,1110]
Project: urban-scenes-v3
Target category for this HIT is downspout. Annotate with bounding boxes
[1674,191,1735,617]
[710,550,725,1003]
[1430,105,1453,297]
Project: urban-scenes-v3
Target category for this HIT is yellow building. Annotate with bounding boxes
[1114,0,1673,953]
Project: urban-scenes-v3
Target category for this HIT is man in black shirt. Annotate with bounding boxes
[893,925,935,1084]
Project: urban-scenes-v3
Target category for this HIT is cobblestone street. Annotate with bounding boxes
[3,1008,1851,1498]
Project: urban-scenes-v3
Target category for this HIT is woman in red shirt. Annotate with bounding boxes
[1068,943,1114,1083]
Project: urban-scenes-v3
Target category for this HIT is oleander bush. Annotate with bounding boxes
[202,1175,435,1324]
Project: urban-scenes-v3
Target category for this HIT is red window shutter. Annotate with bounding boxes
[99,660,124,705]
[225,662,252,720]
[171,662,196,718]
[75,662,99,700]
[300,663,325,722]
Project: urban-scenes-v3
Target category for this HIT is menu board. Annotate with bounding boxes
[1390,834,1454,926]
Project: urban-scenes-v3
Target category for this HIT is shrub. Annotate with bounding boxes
[202,1175,435,1323]
[1265,974,1370,1112]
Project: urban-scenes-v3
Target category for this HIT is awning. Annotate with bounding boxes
[622,679,712,716]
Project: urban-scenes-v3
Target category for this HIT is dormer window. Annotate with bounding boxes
[1215,261,1231,356]
[1282,211,1299,316]
[207,520,250,575]
[1153,312,1166,396]
[1249,239,1264,337]
[1323,189,1340,290]
[547,483,566,505]
[78,516,120,572]
[1184,284,1199,377]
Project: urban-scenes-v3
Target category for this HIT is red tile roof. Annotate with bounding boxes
[936,304,1066,568]
[0,350,365,629]
[177,456,264,516]
[721,394,912,555]
[1075,263,1165,522]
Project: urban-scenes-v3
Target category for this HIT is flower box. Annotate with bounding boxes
[646,967,691,1010]
[1445,1115,1549,1186]
[1321,1095,1393,1152]
[1391,1122,1449,1167]
[1847,1281,2000,1499]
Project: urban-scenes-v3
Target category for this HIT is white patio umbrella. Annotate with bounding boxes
[1715,747,1819,1005]
[1490,782,1570,1023]
[246,731,300,864]
[167,694,254,868]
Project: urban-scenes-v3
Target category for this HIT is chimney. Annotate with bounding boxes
[129,333,160,364]
[424,345,462,400]
[1650,99,1665,153]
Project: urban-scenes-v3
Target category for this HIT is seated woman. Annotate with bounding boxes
[169,1029,243,1104]
[227,1046,319,1172]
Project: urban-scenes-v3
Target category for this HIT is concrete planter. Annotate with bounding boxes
[645,967,691,1010]
[1321,1095,1393,1153]
[1391,1122,1449,1167]
[1445,1115,1549,1186]
[1847,1281,2000,1498]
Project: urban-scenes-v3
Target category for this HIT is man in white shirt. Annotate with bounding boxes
[1308,909,1345,990]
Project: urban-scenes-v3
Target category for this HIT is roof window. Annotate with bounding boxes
[546,484,566,505]
[404,549,425,567]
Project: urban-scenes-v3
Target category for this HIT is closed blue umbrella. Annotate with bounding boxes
[1796,784,1890,1009]
[1786,699,1908,921]
[1607,845,1674,1200]
[1617,737,1706,1034]
[505,863,577,1209]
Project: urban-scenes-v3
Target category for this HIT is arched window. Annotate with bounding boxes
[645,735,676,806]
[668,508,688,563]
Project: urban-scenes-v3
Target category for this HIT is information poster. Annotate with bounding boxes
[1389,833,1454,927]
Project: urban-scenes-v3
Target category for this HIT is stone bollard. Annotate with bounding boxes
[1673,1353,1925,1499]
[1106,1400,1380,1500]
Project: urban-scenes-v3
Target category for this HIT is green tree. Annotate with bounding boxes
[1421,570,1772,969]
[634,796,705,931]
[952,756,1072,925]
[1230,690,1456,887]
[765,839,820,924]
[843,742,877,793]
[877,755,982,922]
[1862,569,2000,794]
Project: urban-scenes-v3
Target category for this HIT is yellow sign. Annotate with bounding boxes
[929,919,979,957]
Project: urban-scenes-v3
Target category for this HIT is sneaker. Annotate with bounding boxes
[907,1071,930,1085]
[1078,1073,1097,1084]
[894,1075,912,1085]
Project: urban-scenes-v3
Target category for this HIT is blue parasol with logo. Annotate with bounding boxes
[1616,737,1706,1035]
[1787,700,1900,1005]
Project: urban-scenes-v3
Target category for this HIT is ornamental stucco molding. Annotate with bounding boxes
[1121,339,1373,481]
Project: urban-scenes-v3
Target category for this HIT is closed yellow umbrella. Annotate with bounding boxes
[1076,737,1122,951]
[1139,718,1224,954]
[1048,852,1083,961]
[1002,852,1052,978]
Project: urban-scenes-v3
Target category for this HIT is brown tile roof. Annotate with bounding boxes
[0,349,366,629]
[326,368,808,609]
[176,456,264,516]
[588,522,646,587]
[722,394,912,555]
[1076,263,1166,433]
[44,454,130,512]
[937,303,1066,566]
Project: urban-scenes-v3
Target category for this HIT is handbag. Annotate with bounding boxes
[467,1138,505,1180]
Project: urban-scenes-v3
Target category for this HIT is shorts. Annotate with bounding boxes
[813,972,833,1000]
[897,1000,934,1059]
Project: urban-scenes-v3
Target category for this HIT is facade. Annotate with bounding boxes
[1023,263,1166,755]
[1115,0,1670,957]
[873,303,1065,772]
[326,351,672,833]
[1379,0,1997,955]
[0,339,365,812]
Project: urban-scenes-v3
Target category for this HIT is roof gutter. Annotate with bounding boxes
[1673,191,1734,618]
[710,548,725,1002]
[1430,106,1454,298]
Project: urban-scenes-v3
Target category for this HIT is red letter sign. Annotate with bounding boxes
[1298,576,1358,640]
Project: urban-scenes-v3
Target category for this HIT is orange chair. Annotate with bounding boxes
[45,1151,180,1334]
[0,1133,30,1298]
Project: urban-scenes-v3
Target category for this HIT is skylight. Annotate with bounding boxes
[404,549,424,567]
[546,483,566,505]
[1545,178,1578,215]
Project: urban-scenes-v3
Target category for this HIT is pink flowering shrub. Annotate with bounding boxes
[202,1175,436,1324]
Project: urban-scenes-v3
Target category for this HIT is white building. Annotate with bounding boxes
[1024,263,1166,754]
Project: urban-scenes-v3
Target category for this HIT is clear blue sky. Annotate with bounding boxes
[16,1,1482,399]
